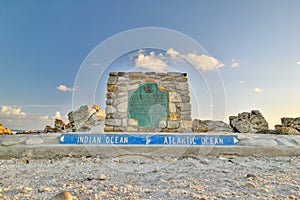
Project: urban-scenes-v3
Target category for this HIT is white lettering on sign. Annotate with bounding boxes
[78,136,101,144]
[201,137,224,145]
[163,136,196,145]
[105,136,129,144]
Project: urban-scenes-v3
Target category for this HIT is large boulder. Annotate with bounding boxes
[0,124,12,135]
[192,119,233,132]
[274,125,298,135]
[54,119,66,132]
[192,119,208,132]
[229,110,269,133]
[281,117,300,131]
[43,125,59,133]
[43,104,106,133]
[68,104,106,132]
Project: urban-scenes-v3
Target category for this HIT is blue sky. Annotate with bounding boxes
[1,0,300,129]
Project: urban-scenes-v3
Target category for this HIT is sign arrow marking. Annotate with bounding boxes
[60,135,65,143]
[233,137,239,144]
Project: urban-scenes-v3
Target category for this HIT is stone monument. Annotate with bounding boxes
[104,72,192,132]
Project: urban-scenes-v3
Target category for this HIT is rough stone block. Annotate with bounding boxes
[181,96,191,103]
[169,103,176,113]
[128,72,143,76]
[122,119,127,127]
[104,126,114,132]
[106,119,122,126]
[176,82,188,91]
[167,120,180,129]
[117,102,127,112]
[128,84,139,92]
[113,127,125,132]
[170,113,181,120]
[113,113,127,119]
[117,92,128,97]
[169,92,182,102]
[106,99,113,105]
[113,96,127,106]
[175,77,188,82]
[105,106,116,114]
[118,76,128,82]
[162,76,174,81]
[119,86,127,92]
[126,127,138,132]
[106,92,116,99]
[107,76,118,85]
[180,120,192,130]
[109,72,118,76]
[158,119,167,128]
[128,118,139,126]
[117,72,126,76]
[107,85,119,92]
[167,72,181,76]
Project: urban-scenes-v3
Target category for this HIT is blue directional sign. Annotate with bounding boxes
[59,134,239,146]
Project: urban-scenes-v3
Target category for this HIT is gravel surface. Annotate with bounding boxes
[0,155,299,199]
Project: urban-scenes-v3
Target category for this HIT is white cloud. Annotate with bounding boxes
[132,48,224,72]
[185,53,224,71]
[1,106,26,116]
[57,84,73,92]
[231,59,239,68]
[0,106,70,130]
[166,48,180,57]
[166,48,183,62]
[296,61,300,65]
[134,51,168,72]
[240,80,245,84]
[167,48,224,71]
[254,87,263,93]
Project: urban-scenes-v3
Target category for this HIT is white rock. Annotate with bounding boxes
[117,102,127,112]
[105,106,116,114]
[169,92,182,103]
[128,118,138,126]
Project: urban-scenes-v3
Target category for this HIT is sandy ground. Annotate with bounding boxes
[0,155,299,199]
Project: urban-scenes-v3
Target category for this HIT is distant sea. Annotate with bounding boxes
[11,130,42,134]
[11,130,26,134]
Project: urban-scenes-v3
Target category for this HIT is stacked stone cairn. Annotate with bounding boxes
[105,72,192,132]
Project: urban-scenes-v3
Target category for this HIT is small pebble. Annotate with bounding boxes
[98,174,106,181]
[246,174,257,179]
[51,191,73,200]
[245,182,256,188]
[200,158,209,165]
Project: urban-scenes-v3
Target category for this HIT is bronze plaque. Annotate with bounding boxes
[128,83,169,127]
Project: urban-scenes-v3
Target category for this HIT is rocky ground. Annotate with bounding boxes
[0,155,299,199]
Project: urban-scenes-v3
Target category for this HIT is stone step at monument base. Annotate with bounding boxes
[0,133,299,159]
[0,145,299,160]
